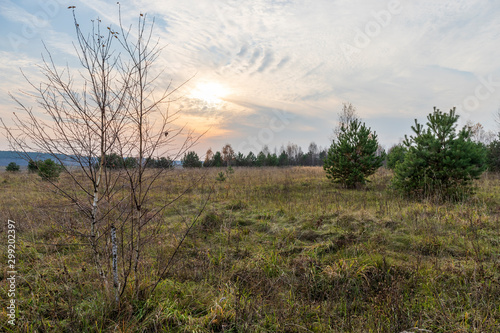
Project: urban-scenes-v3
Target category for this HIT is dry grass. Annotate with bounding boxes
[1,167,500,332]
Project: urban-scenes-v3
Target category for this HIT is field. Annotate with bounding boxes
[1,167,500,332]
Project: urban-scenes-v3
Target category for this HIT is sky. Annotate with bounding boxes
[1,0,500,157]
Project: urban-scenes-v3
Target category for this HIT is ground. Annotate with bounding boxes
[1,167,499,332]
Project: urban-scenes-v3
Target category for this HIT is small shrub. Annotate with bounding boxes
[102,153,123,169]
[6,162,20,172]
[27,160,39,173]
[216,172,226,182]
[37,159,63,181]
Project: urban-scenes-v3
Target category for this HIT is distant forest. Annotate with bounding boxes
[0,143,329,169]
[182,142,380,168]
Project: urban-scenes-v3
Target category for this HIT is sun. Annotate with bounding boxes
[189,82,229,105]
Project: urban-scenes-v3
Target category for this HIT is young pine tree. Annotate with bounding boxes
[392,107,487,200]
[324,119,384,188]
[6,162,20,172]
[182,151,202,168]
[487,134,500,172]
[386,144,407,170]
[37,159,63,181]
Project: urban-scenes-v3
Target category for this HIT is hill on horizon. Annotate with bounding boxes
[0,151,182,167]
[0,151,81,167]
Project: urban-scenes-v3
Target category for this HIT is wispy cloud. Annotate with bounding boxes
[1,0,500,153]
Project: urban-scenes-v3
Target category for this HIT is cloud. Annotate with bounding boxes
[0,1,48,26]
[256,50,275,73]
[1,0,500,152]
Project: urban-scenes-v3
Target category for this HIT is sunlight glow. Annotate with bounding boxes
[189,82,229,105]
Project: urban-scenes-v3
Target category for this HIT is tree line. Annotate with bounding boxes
[182,142,328,168]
